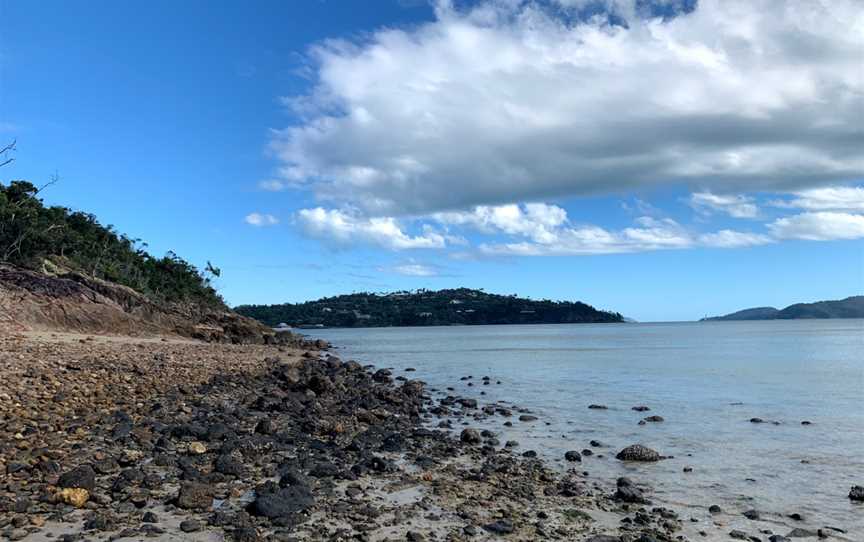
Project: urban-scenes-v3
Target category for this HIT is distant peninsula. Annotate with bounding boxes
[702,296,864,321]
[234,288,623,328]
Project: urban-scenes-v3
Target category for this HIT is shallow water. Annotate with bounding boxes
[307,320,864,531]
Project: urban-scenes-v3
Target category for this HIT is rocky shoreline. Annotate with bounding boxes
[0,332,856,541]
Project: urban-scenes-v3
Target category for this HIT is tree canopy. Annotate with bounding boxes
[0,180,224,308]
[235,288,623,328]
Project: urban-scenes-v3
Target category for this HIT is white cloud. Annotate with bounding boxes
[771,186,864,212]
[767,212,864,241]
[689,192,759,218]
[444,205,715,255]
[434,203,567,243]
[270,0,864,215]
[388,263,439,277]
[297,207,446,250]
[699,229,772,248]
[245,212,279,226]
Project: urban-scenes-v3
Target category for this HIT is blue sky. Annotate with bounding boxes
[1,0,862,322]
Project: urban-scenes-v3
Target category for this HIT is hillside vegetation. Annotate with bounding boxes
[1,180,223,309]
[235,288,623,328]
[703,296,864,321]
[0,178,298,343]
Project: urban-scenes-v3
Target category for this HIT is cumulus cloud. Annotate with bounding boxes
[479,216,694,256]
[297,207,446,250]
[434,203,567,243]
[698,229,772,248]
[271,0,864,215]
[689,192,758,218]
[770,186,864,212]
[441,204,757,256]
[767,212,864,241]
[245,212,279,226]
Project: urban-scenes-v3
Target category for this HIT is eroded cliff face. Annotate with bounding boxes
[0,264,310,346]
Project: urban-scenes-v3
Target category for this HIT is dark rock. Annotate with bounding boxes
[406,532,425,542]
[616,444,661,462]
[460,428,481,445]
[518,414,538,422]
[483,520,514,534]
[232,527,260,542]
[708,505,722,514]
[458,398,478,409]
[786,528,816,538]
[142,511,159,523]
[588,404,608,410]
[585,536,621,542]
[279,467,311,488]
[643,415,664,422]
[247,486,314,518]
[632,406,650,411]
[730,531,748,540]
[787,513,804,521]
[615,484,648,504]
[743,509,760,520]
[849,485,864,501]
[564,451,581,462]
[617,477,634,487]
[175,482,214,510]
[215,455,246,477]
[179,520,202,533]
[83,514,115,531]
[769,536,791,542]
[254,419,274,435]
[58,465,97,491]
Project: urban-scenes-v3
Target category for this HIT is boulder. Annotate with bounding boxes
[616,444,661,462]
[247,486,314,519]
[175,482,214,510]
[58,465,97,492]
[460,428,482,445]
[564,451,581,462]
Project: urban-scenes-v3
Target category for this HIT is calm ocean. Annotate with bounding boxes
[307,319,864,531]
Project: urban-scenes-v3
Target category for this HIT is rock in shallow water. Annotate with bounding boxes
[616,444,661,462]
[849,485,864,501]
[564,450,581,462]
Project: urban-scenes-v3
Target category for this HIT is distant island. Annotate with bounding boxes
[702,296,864,321]
[235,288,623,328]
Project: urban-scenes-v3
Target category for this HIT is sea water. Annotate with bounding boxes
[307,320,864,531]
